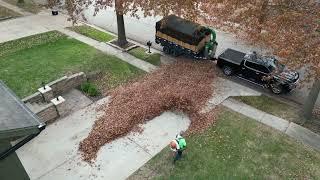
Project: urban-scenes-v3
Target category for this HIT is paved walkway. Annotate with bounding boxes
[2,7,319,179]
[83,5,320,107]
[222,98,320,151]
[0,10,156,72]
[202,77,261,113]
[0,11,71,43]
[16,97,190,180]
[83,6,264,56]
[0,0,32,16]
[58,28,157,73]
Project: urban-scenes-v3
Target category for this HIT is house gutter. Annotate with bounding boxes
[0,123,46,160]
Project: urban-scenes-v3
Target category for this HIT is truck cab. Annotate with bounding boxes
[217,49,299,94]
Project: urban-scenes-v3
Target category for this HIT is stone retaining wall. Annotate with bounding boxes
[22,72,86,104]
[22,92,43,104]
[48,72,86,96]
[22,72,87,123]
[35,103,58,123]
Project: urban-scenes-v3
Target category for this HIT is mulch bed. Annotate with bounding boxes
[79,60,218,162]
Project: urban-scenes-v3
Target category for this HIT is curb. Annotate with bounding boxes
[223,98,320,152]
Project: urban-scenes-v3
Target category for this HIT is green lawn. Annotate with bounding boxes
[0,31,144,98]
[233,95,302,123]
[129,108,320,179]
[0,5,20,19]
[128,47,161,66]
[3,0,41,14]
[233,95,320,134]
[67,25,115,42]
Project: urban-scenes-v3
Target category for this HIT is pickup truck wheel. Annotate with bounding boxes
[222,66,233,76]
[163,46,170,54]
[171,49,180,57]
[270,84,283,94]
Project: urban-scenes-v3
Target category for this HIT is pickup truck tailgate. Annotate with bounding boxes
[218,48,246,65]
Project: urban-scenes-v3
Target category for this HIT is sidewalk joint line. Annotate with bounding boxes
[35,154,78,180]
[127,137,153,157]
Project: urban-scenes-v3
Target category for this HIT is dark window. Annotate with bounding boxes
[245,61,270,73]
[259,66,270,73]
[245,61,260,70]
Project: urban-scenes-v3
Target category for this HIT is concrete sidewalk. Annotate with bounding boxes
[222,98,320,151]
[83,5,318,107]
[16,97,190,180]
[58,28,157,73]
[0,11,156,72]
[202,77,261,113]
[83,6,263,56]
[0,0,32,16]
[0,11,72,43]
[1,7,318,179]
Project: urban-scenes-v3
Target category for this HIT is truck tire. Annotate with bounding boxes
[222,65,233,76]
[270,83,283,94]
[171,48,180,57]
[163,46,170,54]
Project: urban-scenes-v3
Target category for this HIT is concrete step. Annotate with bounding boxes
[25,102,34,111]
[25,101,50,113]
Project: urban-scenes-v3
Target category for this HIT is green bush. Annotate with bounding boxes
[81,82,99,97]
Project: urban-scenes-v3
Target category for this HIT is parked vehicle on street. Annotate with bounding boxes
[155,16,299,94]
[155,15,218,60]
[217,49,300,94]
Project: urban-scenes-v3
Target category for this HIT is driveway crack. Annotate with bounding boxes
[127,137,152,157]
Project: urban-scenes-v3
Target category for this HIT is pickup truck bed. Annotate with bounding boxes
[218,48,246,65]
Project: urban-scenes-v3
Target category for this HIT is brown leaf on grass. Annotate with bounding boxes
[79,60,218,162]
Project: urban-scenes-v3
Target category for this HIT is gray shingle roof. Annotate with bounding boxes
[0,81,42,140]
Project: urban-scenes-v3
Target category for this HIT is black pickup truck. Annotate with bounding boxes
[217,49,299,94]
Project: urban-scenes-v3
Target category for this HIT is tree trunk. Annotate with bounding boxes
[303,78,320,119]
[116,12,128,47]
[257,0,269,32]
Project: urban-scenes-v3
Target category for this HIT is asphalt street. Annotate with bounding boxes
[83,6,319,107]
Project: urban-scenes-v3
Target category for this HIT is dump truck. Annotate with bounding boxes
[155,15,218,60]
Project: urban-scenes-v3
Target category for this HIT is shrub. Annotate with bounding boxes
[80,82,99,97]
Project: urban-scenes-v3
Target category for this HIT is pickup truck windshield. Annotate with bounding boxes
[267,59,285,73]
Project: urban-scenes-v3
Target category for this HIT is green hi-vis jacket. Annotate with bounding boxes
[176,135,187,150]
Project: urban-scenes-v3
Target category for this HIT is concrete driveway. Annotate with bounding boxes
[16,97,190,180]
[15,76,261,180]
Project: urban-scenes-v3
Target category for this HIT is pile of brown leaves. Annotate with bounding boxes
[313,107,320,119]
[199,0,320,78]
[79,60,217,162]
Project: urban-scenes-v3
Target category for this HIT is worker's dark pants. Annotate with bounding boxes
[174,150,183,163]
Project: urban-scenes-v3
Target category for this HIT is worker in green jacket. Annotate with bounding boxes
[170,131,187,163]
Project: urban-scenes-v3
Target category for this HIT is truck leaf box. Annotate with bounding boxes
[155,15,217,59]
